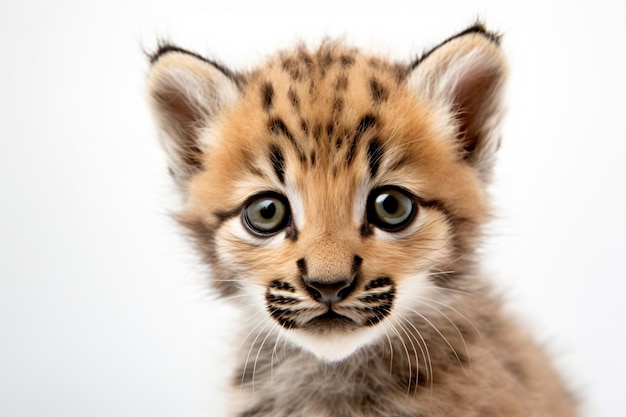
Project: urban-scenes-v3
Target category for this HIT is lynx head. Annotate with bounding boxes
[147,26,506,361]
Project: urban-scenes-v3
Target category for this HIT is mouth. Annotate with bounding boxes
[286,308,386,362]
[303,308,356,330]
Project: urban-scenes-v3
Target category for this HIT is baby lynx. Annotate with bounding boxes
[147,25,577,417]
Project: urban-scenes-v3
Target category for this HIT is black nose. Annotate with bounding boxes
[304,278,354,304]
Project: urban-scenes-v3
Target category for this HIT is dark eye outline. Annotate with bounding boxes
[242,192,291,236]
[366,186,417,232]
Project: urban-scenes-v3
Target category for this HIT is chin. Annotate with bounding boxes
[287,325,384,362]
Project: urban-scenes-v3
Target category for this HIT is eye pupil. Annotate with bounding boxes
[260,201,276,219]
[381,195,398,214]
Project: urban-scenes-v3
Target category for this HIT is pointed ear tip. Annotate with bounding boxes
[146,49,208,94]
[464,22,502,45]
[458,30,508,76]
[148,42,196,64]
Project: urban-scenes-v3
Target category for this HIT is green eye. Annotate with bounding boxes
[368,187,416,231]
[243,193,290,235]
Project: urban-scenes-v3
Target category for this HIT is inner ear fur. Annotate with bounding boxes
[147,47,240,186]
[408,25,507,182]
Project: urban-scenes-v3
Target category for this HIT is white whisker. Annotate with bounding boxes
[387,316,414,397]
[400,305,468,375]
[384,332,394,376]
[415,295,481,338]
[239,318,273,392]
[413,299,472,369]
[253,321,279,391]
[397,314,433,392]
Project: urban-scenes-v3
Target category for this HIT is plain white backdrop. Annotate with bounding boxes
[1,1,624,416]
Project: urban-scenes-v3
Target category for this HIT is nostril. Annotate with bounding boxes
[304,279,354,304]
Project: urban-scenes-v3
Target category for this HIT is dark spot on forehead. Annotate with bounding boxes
[367,139,384,178]
[317,49,334,78]
[326,123,334,138]
[346,136,358,164]
[269,146,286,184]
[369,77,389,104]
[282,59,303,82]
[356,114,377,139]
[261,82,274,112]
[268,118,296,143]
[332,97,344,118]
[298,49,314,73]
[300,118,309,135]
[340,54,355,68]
[313,123,322,140]
[288,88,300,112]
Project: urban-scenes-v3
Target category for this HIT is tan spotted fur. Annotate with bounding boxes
[147,25,578,417]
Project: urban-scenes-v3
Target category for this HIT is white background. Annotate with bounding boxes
[1,1,624,416]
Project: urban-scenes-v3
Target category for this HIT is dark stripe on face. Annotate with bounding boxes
[313,123,322,140]
[212,207,241,224]
[298,49,314,75]
[332,97,344,118]
[353,255,363,271]
[266,293,300,305]
[317,50,333,78]
[267,306,298,328]
[288,87,300,112]
[261,82,274,112]
[282,58,303,82]
[268,118,296,143]
[269,280,296,292]
[367,139,384,178]
[356,115,377,139]
[335,74,349,91]
[270,146,286,183]
[326,123,334,138]
[346,115,378,167]
[296,258,307,276]
[369,77,389,104]
[346,136,358,164]
[300,118,309,135]
[364,277,392,290]
[340,54,355,68]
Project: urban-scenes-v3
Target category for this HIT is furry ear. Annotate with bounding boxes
[147,46,240,185]
[409,25,507,182]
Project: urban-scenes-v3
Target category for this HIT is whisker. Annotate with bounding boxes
[270,326,286,382]
[253,321,279,391]
[419,286,473,297]
[242,319,274,394]
[397,314,433,392]
[394,317,421,395]
[211,278,263,284]
[383,331,394,376]
[400,306,468,375]
[387,316,414,397]
[414,295,481,338]
[413,299,472,369]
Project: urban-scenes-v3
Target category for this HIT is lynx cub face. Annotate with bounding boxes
[148,25,577,417]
